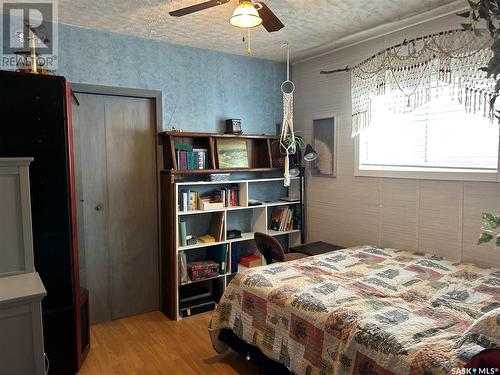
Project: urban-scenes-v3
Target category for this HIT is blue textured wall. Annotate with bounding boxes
[56,24,285,133]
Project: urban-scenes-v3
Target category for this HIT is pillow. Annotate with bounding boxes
[454,307,500,366]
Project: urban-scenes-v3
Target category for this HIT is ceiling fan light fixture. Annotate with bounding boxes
[229,1,262,28]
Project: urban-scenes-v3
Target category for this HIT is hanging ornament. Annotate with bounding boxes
[279,42,295,187]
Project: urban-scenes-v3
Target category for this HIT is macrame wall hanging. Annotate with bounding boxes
[280,42,295,187]
[324,29,495,137]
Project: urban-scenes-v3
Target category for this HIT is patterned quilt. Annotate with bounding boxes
[209,246,500,374]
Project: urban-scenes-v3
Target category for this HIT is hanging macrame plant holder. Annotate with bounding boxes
[350,29,495,137]
[280,42,296,187]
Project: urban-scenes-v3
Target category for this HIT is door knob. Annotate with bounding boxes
[95,203,103,211]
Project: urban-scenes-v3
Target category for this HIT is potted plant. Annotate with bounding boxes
[478,213,500,246]
[278,132,305,156]
[460,2,500,247]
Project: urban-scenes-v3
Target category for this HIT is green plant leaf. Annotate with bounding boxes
[482,212,500,228]
[462,23,473,31]
[496,235,500,247]
[478,232,494,245]
[467,0,479,10]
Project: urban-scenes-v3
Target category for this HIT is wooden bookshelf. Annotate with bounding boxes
[160,172,303,320]
[158,131,284,172]
[159,131,303,319]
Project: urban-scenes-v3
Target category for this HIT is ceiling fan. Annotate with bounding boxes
[169,0,284,32]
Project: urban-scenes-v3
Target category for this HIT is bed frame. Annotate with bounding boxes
[218,329,292,375]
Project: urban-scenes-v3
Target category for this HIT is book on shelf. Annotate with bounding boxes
[179,189,190,211]
[178,192,186,211]
[213,244,228,275]
[175,144,192,152]
[175,144,208,170]
[179,220,187,247]
[179,252,189,283]
[189,192,198,210]
[180,151,187,170]
[231,243,239,273]
[193,148,208,169]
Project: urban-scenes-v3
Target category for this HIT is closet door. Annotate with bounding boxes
[73,93,158,324]
[104,96,158,320]
[73,94,111,324]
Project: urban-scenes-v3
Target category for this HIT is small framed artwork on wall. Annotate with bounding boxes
[311,116,337,177]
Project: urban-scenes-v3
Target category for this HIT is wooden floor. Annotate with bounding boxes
[78,311,259,375]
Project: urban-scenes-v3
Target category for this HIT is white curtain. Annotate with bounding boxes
[351,29,495,137]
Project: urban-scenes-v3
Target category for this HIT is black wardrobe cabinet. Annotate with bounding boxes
[0,71,89,374]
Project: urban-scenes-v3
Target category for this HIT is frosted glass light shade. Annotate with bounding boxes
[229,1,262,28]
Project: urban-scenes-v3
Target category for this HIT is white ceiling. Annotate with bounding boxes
[57,0,465,61]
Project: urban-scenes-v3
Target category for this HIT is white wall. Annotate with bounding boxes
[293,14,500,268]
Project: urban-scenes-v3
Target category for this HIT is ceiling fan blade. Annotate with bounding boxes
[256,2,284,32]
[169,0,230,17]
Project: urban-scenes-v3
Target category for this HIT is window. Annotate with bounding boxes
[356,94,500,181]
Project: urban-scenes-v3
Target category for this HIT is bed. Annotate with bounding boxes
[209,246,500,374]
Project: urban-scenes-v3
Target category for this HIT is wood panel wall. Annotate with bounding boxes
[293,14,500,268]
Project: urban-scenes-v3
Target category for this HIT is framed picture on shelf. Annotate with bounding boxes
[216,138,249,169]
[311,116,337,177]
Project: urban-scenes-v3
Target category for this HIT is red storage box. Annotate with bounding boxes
[239,254,262,268]
[188,260,219,281]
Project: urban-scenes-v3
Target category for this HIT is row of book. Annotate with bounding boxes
[217,186,239,208]
[270,206,299,232]
[179,189,199,211]
[175,144,208,170]
[178,187,240,212]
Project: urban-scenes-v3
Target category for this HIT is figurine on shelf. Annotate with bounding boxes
[14,24,50,74]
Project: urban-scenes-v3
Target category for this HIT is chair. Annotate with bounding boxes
[254,232,308,264]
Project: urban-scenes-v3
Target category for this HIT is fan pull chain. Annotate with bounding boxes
[247,29,252,55]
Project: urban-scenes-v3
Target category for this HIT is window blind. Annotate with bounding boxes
[359,95,499,172]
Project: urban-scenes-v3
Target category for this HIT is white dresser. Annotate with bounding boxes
[0,272,47,374]
[0,158,48,375]
[0,158,35,277]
